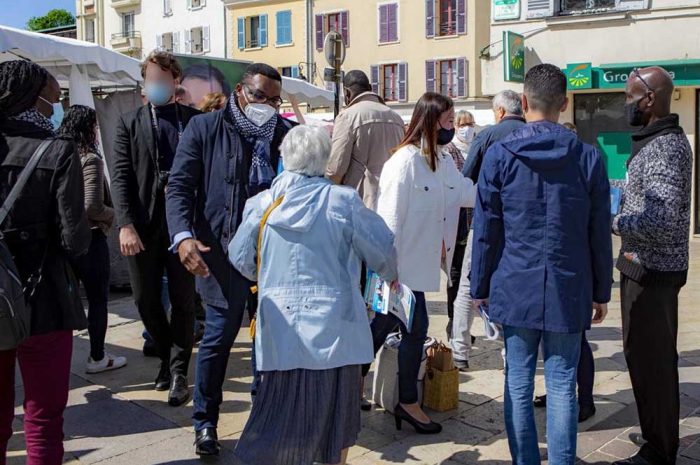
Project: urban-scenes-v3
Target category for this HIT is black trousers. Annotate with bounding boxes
[621,275,681,465]
[447,241,467,320]
[127,210,196,376]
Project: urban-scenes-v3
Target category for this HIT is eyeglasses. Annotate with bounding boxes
[244,86,284,108]
[632,68,655,94]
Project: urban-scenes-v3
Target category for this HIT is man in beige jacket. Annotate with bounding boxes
[326,70,405,210]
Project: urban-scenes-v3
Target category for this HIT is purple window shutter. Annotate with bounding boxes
[457,57,467,97]
[425,60,435,93]
[425,0,435,38]
[379,5,388,43]
[370,65,380,95]
[457,0,466,35]
[389,3,398,42]
[340,11,349,47]
[315,14,324,50]
[398,62,407,102]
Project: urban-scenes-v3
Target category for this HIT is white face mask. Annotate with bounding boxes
[242,91,277,126]
[457,126,475,142]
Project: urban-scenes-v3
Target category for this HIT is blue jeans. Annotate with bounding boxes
[193,298,247,431]
[363,291,429,404]
[503,326,582,465]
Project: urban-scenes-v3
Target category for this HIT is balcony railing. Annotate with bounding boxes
[111,31,141,54]
[111,0,141,9]
[112,31,141,40]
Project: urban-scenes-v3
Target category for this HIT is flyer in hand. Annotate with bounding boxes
[364,271,416,332]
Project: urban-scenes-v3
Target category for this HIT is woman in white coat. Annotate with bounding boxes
[367,92,476,433]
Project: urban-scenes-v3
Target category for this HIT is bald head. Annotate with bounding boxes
[625,66,674,126]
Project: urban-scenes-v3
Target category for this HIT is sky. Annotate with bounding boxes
[1,0,77,30]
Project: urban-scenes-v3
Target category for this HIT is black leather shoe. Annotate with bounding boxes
[612,453,653,465]
[195,427,220,456]
[168,374,190,407]
[393,404,442,434]
[360,397,372,411]
[578,403,596,422]
[629,432,647,447]
[154,362,171,391]
[533,395,547,408]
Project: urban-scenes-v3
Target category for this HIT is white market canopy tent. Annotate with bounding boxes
[0,24,142,105]
[281,76,334,108]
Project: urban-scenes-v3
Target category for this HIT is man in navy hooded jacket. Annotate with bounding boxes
[470,64,613,465]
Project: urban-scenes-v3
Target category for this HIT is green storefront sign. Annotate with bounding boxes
[503,31,525,83]
[493,0,521,21]
[564,59,700,90]
[566,63,593,90]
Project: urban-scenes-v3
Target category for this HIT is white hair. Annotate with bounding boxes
[279,125,331,177]
[492,90,523,116]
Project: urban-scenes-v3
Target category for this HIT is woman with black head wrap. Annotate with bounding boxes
[0,60,91,465]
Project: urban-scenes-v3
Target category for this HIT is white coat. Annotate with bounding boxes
[377,144,476,292]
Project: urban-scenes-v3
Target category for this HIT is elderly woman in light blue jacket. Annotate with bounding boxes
[228,125,397,465]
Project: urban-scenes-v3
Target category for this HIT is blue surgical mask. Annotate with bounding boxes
[39,96,64,130]
[144,82,173,106]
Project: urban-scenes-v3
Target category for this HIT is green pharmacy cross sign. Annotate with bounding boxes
[567,63,593,90]
[503,31,525,83]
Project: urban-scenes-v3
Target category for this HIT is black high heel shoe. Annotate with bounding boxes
[393,404,442,434]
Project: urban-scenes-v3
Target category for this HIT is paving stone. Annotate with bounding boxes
[599,439,640,459]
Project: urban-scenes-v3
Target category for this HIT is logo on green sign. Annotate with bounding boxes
[504,31,525,83]
[566,63,593,90]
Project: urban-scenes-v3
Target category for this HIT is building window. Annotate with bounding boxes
[237,15,268,49]
[425,0,465,38]
[187,0,205,10]
[85,18,96,43]
[314,11,349,50]
[426,58,466,98]
[158,32,174,52]
[560,0,615,14]
[371,63,407,102]
[279,66,300,78]
[187,26,210,54]
[122,12,135,36]
[163,0,172,16]
[438,0,457,36]
[276,10,292,45]
[378,3,398,44]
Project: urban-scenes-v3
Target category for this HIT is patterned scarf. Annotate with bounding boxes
[10,108,55,134]
[229,97,277,191]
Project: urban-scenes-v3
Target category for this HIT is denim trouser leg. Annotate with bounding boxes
[193,303,244,431]
[451,232,474,363]
[503,326,581,465]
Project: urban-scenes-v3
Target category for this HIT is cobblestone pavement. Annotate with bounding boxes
[7,239,700,464]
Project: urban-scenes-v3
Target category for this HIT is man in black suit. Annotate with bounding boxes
[110,51,200,407]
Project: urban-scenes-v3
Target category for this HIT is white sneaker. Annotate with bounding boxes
[86,353,128,374]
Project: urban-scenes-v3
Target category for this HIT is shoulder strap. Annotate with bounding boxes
[256,196,285,273]
[0,139,54,227]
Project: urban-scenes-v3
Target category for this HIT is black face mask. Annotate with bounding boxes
[624,97,646,127]
[437,127,455,146]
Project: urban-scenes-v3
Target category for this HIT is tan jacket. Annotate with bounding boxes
[326,92,405,210]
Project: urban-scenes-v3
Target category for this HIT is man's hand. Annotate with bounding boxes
[592,302,608,324]
[119,224,145,256]
[177,238,211,277]
[472,299,489,311]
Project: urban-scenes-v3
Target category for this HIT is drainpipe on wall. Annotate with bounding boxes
[223,0,228,58]
[306,0,314,85]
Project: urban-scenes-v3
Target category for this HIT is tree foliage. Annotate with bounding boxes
[27,9,75,31]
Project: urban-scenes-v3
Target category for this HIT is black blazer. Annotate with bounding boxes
[109,103,201,232]
[0,120,91,334]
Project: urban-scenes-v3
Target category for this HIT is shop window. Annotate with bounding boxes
[573,93,635,181]
[560,0,615,14]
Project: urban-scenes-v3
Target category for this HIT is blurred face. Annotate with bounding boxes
[143,62,178,106]
[182,77,222,109]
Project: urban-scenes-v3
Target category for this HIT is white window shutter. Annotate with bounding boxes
[292,66,300,78]
[203,25,210,52]
[526,0,554,18]
[186,0,192,10]
[173,31,180,53]
[185,29,192,53]
[615,0,648,11]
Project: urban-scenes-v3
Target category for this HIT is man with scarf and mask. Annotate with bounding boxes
[166,63,294,457]
[110,51,201,408]
[612,67,692,465]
